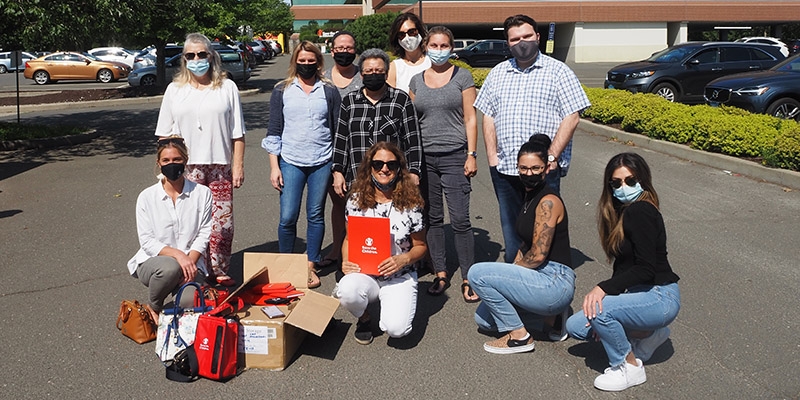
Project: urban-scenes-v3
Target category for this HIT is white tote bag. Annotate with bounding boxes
[154,282,210,361]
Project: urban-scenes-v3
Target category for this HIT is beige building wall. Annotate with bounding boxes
[573,22,669,62]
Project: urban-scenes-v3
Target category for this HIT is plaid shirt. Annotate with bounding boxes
[474,54,590,176]
[332,86,422,183]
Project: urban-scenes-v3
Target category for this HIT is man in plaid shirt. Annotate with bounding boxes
[332,48,422,196]
[474,14,590,263]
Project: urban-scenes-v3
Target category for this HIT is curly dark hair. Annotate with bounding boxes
[348,141,424,212]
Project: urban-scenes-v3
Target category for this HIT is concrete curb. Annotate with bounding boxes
[0,88,261,116]
[580,119,800,189]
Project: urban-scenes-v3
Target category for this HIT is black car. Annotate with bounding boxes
[452,39,511,68]
[604,42,786,103]
[704,54,800,121]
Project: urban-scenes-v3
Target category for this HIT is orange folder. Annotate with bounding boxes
[347,215,391,276]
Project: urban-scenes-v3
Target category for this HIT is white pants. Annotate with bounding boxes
[336,271,418,338]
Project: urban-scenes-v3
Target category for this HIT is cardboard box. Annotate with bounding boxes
[227,253,339,371]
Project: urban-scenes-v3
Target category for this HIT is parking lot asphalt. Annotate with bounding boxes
[1,55,799,399]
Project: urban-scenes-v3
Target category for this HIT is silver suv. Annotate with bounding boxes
[0,51,36,73]
[127,49,250,86]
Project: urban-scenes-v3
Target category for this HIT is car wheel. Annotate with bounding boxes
[97,69,114,83]
[766,98,800,121]
[33,70,49,85]
[140,75,156,86]
[0,65,7,73]
[651,83,678,102]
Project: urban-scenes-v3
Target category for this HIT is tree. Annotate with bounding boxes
[346,12,399,53]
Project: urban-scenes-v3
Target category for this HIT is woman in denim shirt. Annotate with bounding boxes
[262,41,341,288]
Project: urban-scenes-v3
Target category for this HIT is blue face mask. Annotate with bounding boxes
[371,174,398,192]
[427,49,451,66]
[613,182,644,203]
[186,59,210,76]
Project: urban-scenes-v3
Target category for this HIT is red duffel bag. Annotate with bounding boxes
[193,299,243,381]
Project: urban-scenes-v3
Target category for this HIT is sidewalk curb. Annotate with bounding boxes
[580,119,800,190]
[0,129,99,151]
[0,88,261,116]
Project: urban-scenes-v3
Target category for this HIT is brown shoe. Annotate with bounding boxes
[483,334,535,354]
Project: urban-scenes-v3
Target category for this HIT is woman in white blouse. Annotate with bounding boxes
[127,136,213,323]
[155,32,245,287]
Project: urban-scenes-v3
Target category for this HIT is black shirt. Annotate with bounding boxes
[515,185,572,268]
[598,201,680,295]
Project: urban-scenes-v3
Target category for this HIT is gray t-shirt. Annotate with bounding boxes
[324,66,363,98]
[409,67,475,153]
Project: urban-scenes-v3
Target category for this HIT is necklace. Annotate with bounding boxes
[522,193,536,214]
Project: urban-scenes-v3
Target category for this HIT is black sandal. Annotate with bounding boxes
[427,276,449,296]
[461,282,480,303]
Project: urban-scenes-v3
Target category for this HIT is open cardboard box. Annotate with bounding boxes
[222,253,339,371]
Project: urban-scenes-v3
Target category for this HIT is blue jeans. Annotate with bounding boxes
[489,167,561,263]
[468,261,575,332]
[566,283,681,367]
[278,158,331,263]
[423,151,474,280]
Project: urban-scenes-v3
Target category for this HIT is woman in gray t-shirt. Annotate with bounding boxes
[408,26,479,302]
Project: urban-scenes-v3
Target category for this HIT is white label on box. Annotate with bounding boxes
[239,325,273,355]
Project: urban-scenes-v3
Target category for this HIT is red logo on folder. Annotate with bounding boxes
[348,215,391,276]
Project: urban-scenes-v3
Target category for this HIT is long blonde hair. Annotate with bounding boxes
[597,153,660,260]
[173,33,226,89]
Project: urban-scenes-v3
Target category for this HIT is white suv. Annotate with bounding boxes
[87,47,139,68]
[735,37,789,57]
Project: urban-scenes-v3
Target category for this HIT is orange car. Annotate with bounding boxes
[24,51,130,85]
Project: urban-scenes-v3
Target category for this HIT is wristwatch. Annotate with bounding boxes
[547,154,557,163]
[467,150,478,158]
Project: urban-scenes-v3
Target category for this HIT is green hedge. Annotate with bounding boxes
[583,87,800,171]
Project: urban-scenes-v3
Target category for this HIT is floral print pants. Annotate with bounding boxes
[186,164,233,276]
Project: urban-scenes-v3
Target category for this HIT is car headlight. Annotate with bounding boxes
[628,71,655,79]
[129,72,138,77]
[733,86,769,96]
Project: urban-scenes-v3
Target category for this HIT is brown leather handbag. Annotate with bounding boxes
[117,300,157,344]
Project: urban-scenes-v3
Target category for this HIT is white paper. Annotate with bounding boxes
[239,325,274,355]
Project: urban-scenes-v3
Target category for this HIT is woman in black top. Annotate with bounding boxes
[566,152,681,392]
[467,134,576,354]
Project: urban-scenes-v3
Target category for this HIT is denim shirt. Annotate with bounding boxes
[262,78,342,167]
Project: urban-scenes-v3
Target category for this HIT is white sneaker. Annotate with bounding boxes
[547,308,569,342]
[631,326,670,362]
[593,358,647,391]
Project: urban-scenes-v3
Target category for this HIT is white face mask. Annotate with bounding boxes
[399,35,422,52]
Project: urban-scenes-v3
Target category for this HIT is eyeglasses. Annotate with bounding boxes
[370,160,401,171]
[397,28,419,39]
[183,51,209,60]
[609,176,638,189]
[157,137,185,148]
[332,46,355,52]
[518,165,545,174]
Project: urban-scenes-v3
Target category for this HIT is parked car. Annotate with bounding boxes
[248,41,271,63]
[87,47,138,68]
[127,49,250,86]
[451,39,511,68]
[789,39,800,55]
[0,51,36,73]
[23,52,130,84]
[453,38,477,51]
[264,39,281,55]
[604,42,785,103]
[734,37,789,57]
[704,54,800,121]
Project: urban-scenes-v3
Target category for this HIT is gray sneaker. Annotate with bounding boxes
[547,308,569,342]
[631,326,670,362]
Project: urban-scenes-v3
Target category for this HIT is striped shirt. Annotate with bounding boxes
[332,86,422,183]
[474,54,590,176]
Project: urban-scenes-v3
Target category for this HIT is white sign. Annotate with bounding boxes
[238,325,276,355]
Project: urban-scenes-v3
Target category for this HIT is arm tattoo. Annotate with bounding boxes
[518,200,556,268]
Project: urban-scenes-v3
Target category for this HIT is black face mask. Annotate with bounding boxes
[333,52,356,67]
[362,73,386,91]
[161,163,185,181]
[296,63,317,79]
[519,172,545,192]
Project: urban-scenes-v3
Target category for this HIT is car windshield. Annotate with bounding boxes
[772,55,800,72]
[646,46,696,63]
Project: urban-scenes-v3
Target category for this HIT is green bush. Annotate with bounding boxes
[583,87,800,171]
[0,122,85,141]
[346,12,400,53]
